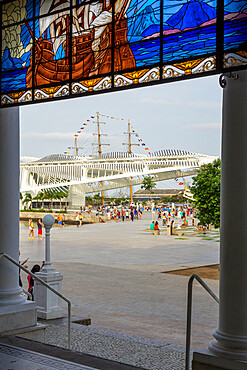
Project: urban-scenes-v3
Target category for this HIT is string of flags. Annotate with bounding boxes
[64,115,96,154]
[98,113,125,121]
[64,113,151,155]
[131,127,151,155]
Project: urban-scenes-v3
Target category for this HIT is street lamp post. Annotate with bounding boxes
[35,214,64,319]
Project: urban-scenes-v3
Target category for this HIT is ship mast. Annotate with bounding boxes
[70,136,83,157]
[123,120,139,203]
[92,112,110,205]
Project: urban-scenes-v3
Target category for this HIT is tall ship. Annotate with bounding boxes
[26,0,136,87]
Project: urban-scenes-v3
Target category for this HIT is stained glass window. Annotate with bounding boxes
[1,0,247,107]
[224,0,247,69]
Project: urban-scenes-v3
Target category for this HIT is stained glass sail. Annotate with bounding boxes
[1,0,247,107]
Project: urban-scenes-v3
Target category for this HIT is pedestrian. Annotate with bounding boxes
[150,221,155,231]
[57,214,62,228]
[76,212,80,227]
[37,218,43,240]
[79,212,83,225]
[29,218,35,239]
[27,264,42,300]
[62,214,65,227]
[130,209,134,221]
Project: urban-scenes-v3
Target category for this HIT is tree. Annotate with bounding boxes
[190,158,221,228]
[55,191,64,211]
[23,193,33,209]
[93,193,102,205]
[20,192,23,210]
[33,191,43,209]
[86,196,93,205]
[63,190,69,210]
[141,175,156,204]
[141,175,156,219]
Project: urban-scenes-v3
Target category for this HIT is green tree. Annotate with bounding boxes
[141,175,156,219]
[33,191,43,209]
[23,193,33,209]
[191,159,221,228]
[93,193,102,205]
[55,191,65,211]
[86,196,93,205]
[63,190,69,210]
[141,175,156,204]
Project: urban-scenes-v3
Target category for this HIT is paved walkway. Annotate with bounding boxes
[19,213,219,356]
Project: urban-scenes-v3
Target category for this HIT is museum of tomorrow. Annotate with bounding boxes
[20,150,216,207]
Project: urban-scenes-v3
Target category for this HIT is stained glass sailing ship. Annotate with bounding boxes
[25,0,136,86]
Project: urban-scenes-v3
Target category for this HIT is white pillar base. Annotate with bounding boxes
[0,301,36,332]
[35,270,64,320]
[192,349,247,370]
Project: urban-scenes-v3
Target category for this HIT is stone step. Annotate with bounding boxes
[0,336,145,370]
[0,323,46,342]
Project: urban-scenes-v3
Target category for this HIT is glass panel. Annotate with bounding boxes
[223,0,247,68]
[163,0,217,64]
[114,67,160,87]
[72,76,112,93]
[71,1,111,78]
[36,0,70,18]
[33,7,71,87]
[1,21,33,92]
[121,0,161,69]
[2,0,33,27]
[34,84,70,100]
[1,90,32,105]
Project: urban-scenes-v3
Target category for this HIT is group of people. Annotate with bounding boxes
[29,218,43,240]
[28,213,66,238]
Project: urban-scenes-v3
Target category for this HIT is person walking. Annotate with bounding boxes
[79,212,83,226]
[130,209,134,222]
[37,218,43,240]
[62,214,65,227]
[57,214,62,228]
[29,218,35,239]
[76,212,80,227]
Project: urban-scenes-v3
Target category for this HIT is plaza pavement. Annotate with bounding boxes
[20,212,219,352]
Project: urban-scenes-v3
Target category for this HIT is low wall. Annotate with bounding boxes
[20,212,107,225]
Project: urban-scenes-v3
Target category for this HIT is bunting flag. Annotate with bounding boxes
[64,151,70,154]
[65,114,96,154]
[179,182,183,185]
[98,113,125,121]
[174,178,178,182]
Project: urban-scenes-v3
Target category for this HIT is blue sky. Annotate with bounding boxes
[20,74,222,160]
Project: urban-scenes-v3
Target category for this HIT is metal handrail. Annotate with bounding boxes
[0,253,71,349]
[185,274,219,370]
[22,287,32,299]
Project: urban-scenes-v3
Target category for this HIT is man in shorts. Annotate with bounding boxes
[57,214,62,228]
[37,219,43,240]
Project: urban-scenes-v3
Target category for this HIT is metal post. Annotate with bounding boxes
[42,214,55,272]
[208,71,247,360]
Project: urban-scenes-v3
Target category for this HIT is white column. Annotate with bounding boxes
[0,107,25,306]
[208,70,247,360]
